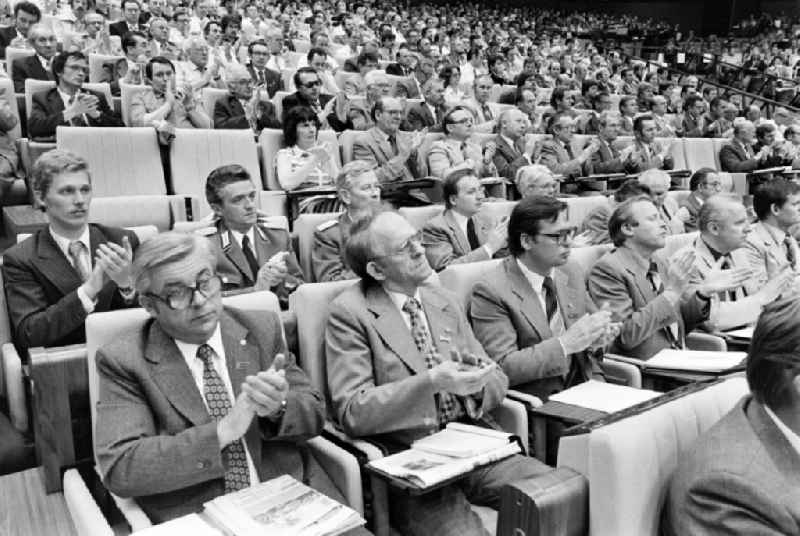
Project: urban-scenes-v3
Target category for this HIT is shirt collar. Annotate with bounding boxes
[385,287,422,312]
[450,209,470,236]
[174,323,225,368]
[700,236,727,261]
[762,221,788,242]
[230,227,256,249]
[620,244,652,272]
[763,404,800,458]
[515,257,552,293]
[49,225,91,260]
[500,134,516,149]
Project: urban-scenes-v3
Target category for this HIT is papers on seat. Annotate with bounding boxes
[203,475,365,536]
[548,380,660,413]
[723,326,754,340]
[135,514,222,535]
[646,349,747,373]
[367,423,521,488]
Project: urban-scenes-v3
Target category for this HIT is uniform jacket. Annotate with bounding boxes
[312,212,357,282]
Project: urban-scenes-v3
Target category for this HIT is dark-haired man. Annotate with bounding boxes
[622,115,674,173]
[0,1,40,59]
[245,39,283,98]
[679,168,723,232]
[280,66,349,130]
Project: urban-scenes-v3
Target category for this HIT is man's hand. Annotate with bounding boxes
[696,257,753,295]
[309,146,330,165]
[95,236,134,289]
[243,353,289,418]
[755,268,794,305]
[483,140,497,161]
[81,261,109,300]
[216,392,256,447]
[757,145,772,161]
[524,135,539,158]
[485,216,508,254]
[64,94,97,121]
[559,310,614,355]
[663,249,695,297]
[429,358,495,397]
[255,252,289,289]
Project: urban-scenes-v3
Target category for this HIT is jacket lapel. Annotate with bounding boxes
[370,127,394,162]
[366,285,428,374]
[35,228,85,296]
[444,210,471,255]
[419,286,460,360]
[48,88,66,115]
[618,247,656,303]
[506,258,551,339]
[746,398,800,491]
[552,267,579,327]
[218,224,255,284]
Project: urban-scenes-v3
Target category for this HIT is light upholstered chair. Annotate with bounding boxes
[684,137,718,171]
[292,212,342,281]
[397,204,443,230]
[119,82,148,126]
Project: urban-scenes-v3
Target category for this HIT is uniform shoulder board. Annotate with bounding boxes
[316,219,339,232]
[257,216,289,231]
[195,226,219,237]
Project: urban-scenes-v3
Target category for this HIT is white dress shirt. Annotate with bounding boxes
[764,404,800,456]
[450,209,493,257]
[516,258,567,355]
[174,324,260,485]
[230,227,257,259]
[50,225,96,313]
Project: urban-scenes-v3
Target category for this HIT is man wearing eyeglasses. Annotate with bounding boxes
[244,39,283,98]
[539,113,600,182]
[94,232,367,528]
[28,51,123,141]
[280,66,350,131]
[326,210,551,536]
[214,64,280,132]
[312,160,382,282]
[427,106,496,179]
[12,23,56,93]
[679,168,724,232]
[470,195,615,403]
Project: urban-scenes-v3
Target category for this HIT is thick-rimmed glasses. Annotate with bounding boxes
[146,275,222,310]
[539,227,577,244]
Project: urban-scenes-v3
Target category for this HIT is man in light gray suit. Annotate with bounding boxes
[663,296,800,535]
[422,169,508,272]
[470,196,616,400]
[325,210,551,536]
[95,232,364,529]
[538,113,600,180]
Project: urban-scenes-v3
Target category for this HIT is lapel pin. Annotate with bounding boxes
[236,361,250,369]
[440,335,451,343]
[239,339,247,346]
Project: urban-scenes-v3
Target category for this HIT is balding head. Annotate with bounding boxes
[698,193,751,253]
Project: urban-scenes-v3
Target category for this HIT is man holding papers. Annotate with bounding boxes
[325,210,551,536]
[663,296,800,534]
[470,196,618,400]
[587,196,743,360]
[673,194,793,332]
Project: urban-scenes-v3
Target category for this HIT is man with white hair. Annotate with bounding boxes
[539,112,600,181]
[214,63,280,131]
[176,36,225,91]
[650,95,677,137]
[639,168,684,235]
[492,108,539,182]
[347,70,391,130]
[516,165,559,198]
[719,120,777,173]
[12,23,56,93]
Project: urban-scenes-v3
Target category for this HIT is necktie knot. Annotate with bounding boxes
[68,240,85,257]
[196,343,215,367]
[647,261,659,276]
[402,296,421,315]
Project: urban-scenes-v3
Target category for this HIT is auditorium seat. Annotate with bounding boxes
[271,90,292,120]
[710,138,727,170]
[7,48,34,89]
[82,82,114,108]
[56,126,166,196]
[200,87,229,126]
[481,200,516,222]
[666,138,688,170]
[88,195,192,231]
[292,211,342,281]
[339,129,359,164]
[557,376,749,536]
[0,76,27,205]
[398,204,443,229]
[119,82,148,127]
[563,195,610,227]
[87,53,124,83]
[683,137,717,170]
[24,79,57,130]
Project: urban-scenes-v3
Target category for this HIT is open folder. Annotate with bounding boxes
[644,349,747,373]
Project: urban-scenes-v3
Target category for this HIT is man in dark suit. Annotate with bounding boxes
[28,51,123,141]
[2,149,139,354]
[719,120,780,173]
[587,197,727,360]
[680,168,723,232]
[280,67,350,131]
[202,165,303,309]
[325,210,552,536]
[95,231,366,529]
[422,169,507,271]
[493,108,537,182]
[214,64,280,131]
[676,94,706,137]
[401,78,446,131]
[663,296,800,535]
[0,1,40,59]
[384,43,414,77]
[109,0,143,37]
[244,39,283,98]
[12,23,56,93]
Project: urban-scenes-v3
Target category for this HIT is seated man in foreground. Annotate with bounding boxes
[2,149,139,354]
[325,210,551,536]
[663,296,800,534]
[95,232,366,530]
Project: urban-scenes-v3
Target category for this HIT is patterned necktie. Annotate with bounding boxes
[402,297,462,426]
[240,234,260,280]
[69,94,88,127]
[542,276,558,322]
[197,344,251,493]
[482,103,493,121]
[466,218,480,250]
[68,241,91,282]
[784,234,797,268]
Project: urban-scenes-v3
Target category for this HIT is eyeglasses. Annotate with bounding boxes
[146,275,222,310]
[372,231,423,259]
[300,79,322,88]
[538,227,577,244]
[449,117,473,126]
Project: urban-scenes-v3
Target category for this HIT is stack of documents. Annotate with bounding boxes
[646,349,747,373]
[548,380,660,413]
[135,514,222,535]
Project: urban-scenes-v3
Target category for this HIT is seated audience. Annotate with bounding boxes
[464,74,499,132]
[12,23,56,93]
[118,30,149,85]
[325,209,551,536]
[680,168,723,232]
[587,111,627,175]
[244,39,283,98]
[94,232,366,530]
[492,108,538,182]
[422,169,507,271]
[214,64,280,132]
[313,160,382,282]
[402,78,446,131]
[176,36,226,92]
[347,70,392,130]
[539,113,600,181]
[618,95,638,135]
[663,296,800,535]
[706,101,737,138]
[516,164,559,198]
[427,106,496,179]
[720,120,782,172]
[470,195,615,399]
[638,169,685,234]
[578,91,611,135]
[0,94,19,203]
[675,94,705,137]
[2,149,138,353]
[753,123,790,167]
[579,179,651,245]
[649,95,677,137]
[622,115,675,173]
[202,165,303,307]
[281,67,350,131]
[28,51,123,141]
[109,0,144,37]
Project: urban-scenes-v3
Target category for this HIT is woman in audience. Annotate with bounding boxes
[440,64,465,106]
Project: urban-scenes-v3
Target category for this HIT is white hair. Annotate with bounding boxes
[516,164,554,189]
[364,70,388,87]
[638,168,670,189]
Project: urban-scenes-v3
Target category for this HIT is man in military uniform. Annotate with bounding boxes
[203,164,304,307]
[312,160,382,282]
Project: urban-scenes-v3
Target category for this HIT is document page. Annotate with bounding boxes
[548,380,660,413]
[647,350,747,372]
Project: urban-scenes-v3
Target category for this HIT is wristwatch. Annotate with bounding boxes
[269,399,287,421]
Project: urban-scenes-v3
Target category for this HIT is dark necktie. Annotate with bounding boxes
[466,218,480,250]
[68,241,91,282]
[784,234,796,268]
[241,234,260,280]
[387,134,398,155]
[402,297,462,426]
[542,275,558,323]
[719,256,739,301]
[647,262,681,348]
[197,344,251,493]
[565,142,575,160]
[258,69,265,85]
[69,94,88,127]
[482,103,493,121]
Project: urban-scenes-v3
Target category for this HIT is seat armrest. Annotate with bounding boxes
[307,435,364,515]
[2,342,28,433]
[601,359,642,388]
[322,422,386,461]
[686,332,727,351]
[491,398,529,453]
[497,467,588,536]
[507,389,544,409]
[603,353,644,367]
[92,466,152,532]
[63,469,114,536]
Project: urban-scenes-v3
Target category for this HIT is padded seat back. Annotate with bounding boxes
[439,258,502,310]
[88,53,124,83]
[88,195,186,231]
[271,90,292,121]
[557,376,749,536]
[57,127,166,196]
[711,138,728,170]
[564,196,610,227]
[8,48,35,85]
[293,212,342,281]
[25,79,56,121]
[339,129,359,164]
[398,204,444,229]
[665,138,688,169]
[0,77,21,141]
[119,83,148,126]
[481,200,516,223]
[569,243,613,274]
[169,129,261,218]
[82,82,114,108]
[683,137,717,171]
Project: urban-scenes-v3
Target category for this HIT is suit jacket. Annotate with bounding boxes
[579,203,613,245]
[676,237,763,332]
[463,98,498,132]
[312,212,357,282]
[744,221,800,289]
[12,54,52,93]
[426,137,487,179]
[719,141,760,173]
[680,191,704,232]
[280,92,350,132]
[626,139,675,173]
[0,26,19,59]
[588,137,626,174]
[677,112,705,138]
[28,87,123,140]
[385,62,412,77]
[213,94,281,131]
[493,134,529,181]
[245,63,283,98]
[539,138,584,179]
[108,20,134,38]
[421,209,497,271]
[352,126,423,183]
[401,101,443,132]
[662,396,800,536]
[470,257,603,400]
[95,307,327,523]
[579,112,601,135]
[587,246,708,360]
[657,196,685,235]
[325,281,508,445]
[2,224,139,351]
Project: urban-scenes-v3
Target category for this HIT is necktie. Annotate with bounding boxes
[466,218,480,250]
[565,142,575,159]
[69,94,87,127]
[240,234,260,280]
[68,241,91,282]
[258,69,265,85]
[197,344,251,493]
[387,134,398,155]
[542,276,558,323]
[719,256,739,301]
[482,103,493,121]
[647,262,681,348]
[402,297,462,426]
[784,234,796,268]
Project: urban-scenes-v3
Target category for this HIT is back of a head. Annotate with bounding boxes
[753,177,800,221]
[613,178,650,203]
[689,167,716,192]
